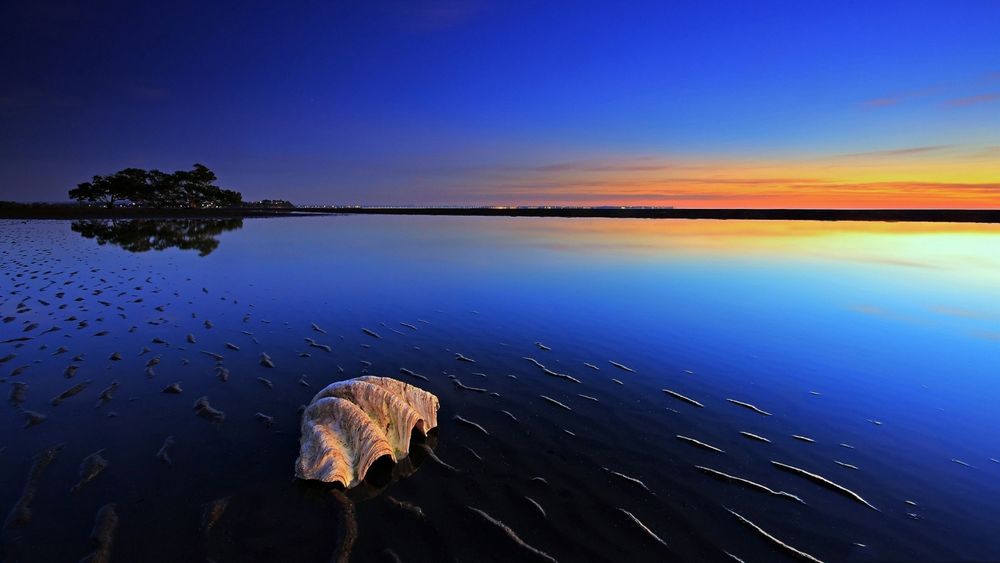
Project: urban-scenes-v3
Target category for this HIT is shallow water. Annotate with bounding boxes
[2,216,1000,562]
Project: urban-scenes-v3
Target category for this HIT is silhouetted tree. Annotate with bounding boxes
[68,164,243,208]
[177,163,215,208]
[68,168,149,208]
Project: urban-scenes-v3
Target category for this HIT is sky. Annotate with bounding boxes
[1,0,998,208]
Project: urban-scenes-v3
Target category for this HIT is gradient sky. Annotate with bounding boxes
[1,0,999,207]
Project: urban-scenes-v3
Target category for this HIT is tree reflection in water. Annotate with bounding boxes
[71,218,244,256]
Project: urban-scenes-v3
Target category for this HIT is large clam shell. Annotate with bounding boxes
[295,376,440,488]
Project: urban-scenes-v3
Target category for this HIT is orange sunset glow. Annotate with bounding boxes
[467,146,1000,208]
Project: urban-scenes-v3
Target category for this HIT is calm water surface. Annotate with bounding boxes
[2,216,1000,562]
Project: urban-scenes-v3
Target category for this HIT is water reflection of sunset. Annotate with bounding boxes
[468,218,1000,283]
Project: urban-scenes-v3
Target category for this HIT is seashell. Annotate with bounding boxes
[295,376,439,488]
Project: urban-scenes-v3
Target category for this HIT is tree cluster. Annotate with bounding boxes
[68,164,242,208]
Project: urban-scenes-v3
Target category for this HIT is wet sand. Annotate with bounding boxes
[1,217,999,562]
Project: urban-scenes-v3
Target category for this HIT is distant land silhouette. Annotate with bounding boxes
[311,206,1000,223]
[3,202,1000,223]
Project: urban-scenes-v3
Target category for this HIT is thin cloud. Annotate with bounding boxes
[859,75,1000,109]
[453,176,1000,208]
[859,84,945,109]
[382,0,488,31]
[966,146,1000,159]
[851,304,889,316]
[468,190,786,203]
[131,86,170,102]
[861,97,900,108]
[930,306,998,320]
[794,181,1000,195]
[529,161,680,173]
[973,331,1000,342]
[834,255,941,270]
[485,178,1000,195]
[830,145,952,159]
[945,93,1000,107]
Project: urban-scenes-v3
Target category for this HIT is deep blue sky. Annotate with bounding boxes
[1,1,998,206]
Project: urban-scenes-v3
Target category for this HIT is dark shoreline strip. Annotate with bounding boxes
[8,205,1000,224]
